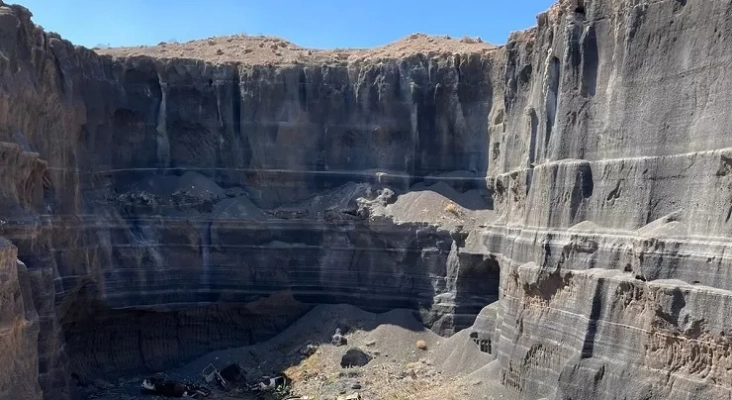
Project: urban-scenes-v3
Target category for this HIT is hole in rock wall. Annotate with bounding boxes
[454,256,501,331]
[581,25,599,97]
[545,56,560,157]
[470,331,492,354]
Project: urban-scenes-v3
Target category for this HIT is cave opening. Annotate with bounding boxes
[575,0,586,15]
[454,255,501,331]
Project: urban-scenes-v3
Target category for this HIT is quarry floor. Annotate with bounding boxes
[79,304,512,400]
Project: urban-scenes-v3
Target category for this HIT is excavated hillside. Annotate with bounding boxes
[1,0,732,399]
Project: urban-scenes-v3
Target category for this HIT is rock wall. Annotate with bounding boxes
[0,2,499,397]
[471,0,732,399]
[0,240,42,400]
[1,0,732,399]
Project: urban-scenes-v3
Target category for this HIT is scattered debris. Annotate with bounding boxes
[85,305,498,400]
[219,363,242,383]
[331,328,347,346]
[200,363,230,390]
[201,364,218,383]
[249,375,290,392]
[299,342,318,356]
[140,378,210,398]
[187,385,211,398]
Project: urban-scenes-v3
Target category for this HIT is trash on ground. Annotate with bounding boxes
[249,374,290,392]
[140,378,210,398]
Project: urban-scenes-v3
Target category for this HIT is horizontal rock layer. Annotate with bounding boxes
[1,0,732,399]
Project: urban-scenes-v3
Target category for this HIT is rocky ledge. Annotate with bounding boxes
[1,0,732,399]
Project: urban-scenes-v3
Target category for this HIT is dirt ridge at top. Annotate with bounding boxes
[95,32,498,65]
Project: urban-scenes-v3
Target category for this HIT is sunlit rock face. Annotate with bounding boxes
[2,0,732,398]
[476,0,732,399]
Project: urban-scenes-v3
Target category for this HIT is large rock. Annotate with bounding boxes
[340,348,372,368]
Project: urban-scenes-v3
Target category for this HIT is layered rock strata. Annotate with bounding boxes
[0,240,42,400]
[1,0,731,399]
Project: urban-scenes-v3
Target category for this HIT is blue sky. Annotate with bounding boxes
[18,0,556,49]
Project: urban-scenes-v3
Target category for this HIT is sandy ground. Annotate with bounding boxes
[82,304,514,400]
[95,33,497,65]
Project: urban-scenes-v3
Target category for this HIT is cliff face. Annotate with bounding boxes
[1,0,731,399]
[0,240,42,400]
[484,1,732,398]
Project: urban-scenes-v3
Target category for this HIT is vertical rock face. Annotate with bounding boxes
[481,0,732,399]
[1,0,732,399]
[0,240,42,400]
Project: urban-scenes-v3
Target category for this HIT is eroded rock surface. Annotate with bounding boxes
[0,240,42,400]
[1,0,732,399]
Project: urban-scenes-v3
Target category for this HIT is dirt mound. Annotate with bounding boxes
[137,171,225,199]
[211,196,271,220]
[367,182,494,231]
[95,33,497,65]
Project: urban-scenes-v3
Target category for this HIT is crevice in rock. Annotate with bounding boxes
[581,278,604,359]
[454,255,500,331]
[545,56,560,158]
[581,25,599,97]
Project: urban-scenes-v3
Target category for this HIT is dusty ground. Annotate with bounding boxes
[82,304,513,400]
[95,33,497,65]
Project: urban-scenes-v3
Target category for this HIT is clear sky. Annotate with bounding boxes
[17,0,556,49]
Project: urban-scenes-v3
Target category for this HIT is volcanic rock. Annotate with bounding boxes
[1,0,732,399]
[340,348,372,368]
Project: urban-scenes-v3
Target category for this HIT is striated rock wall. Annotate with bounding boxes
[0,2,500,397]
[0,239,42,400]
[471,0,732,399]
[1,0,732,399]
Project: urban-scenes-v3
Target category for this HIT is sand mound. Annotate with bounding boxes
[212,196,270,220]
[372,182,494,230]
[138,171,226,199]
[176,171,226,197]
